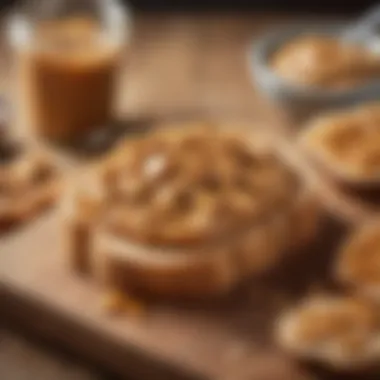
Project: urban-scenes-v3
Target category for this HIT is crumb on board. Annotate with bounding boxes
[101,290,145,316]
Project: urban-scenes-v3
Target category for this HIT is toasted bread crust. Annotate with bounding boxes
[0,150,60,230]
[276,295,380,370]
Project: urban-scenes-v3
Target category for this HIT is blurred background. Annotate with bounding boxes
[0,0,377,13]
[127,0,377,13]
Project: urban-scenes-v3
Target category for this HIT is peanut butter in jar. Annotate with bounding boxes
[9,0,130,143]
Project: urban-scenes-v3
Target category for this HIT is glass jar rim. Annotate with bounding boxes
[6,0,133,50]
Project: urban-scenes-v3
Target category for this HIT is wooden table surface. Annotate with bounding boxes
[0,11,341,380]
[0,329,103,380]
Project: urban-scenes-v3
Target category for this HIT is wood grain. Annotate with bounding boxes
[117,13,294,122]
[0,209,347,380]
[0,329,99,380]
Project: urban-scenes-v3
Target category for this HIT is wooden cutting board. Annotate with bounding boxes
[0,191,350,380]
[0,116,375,380]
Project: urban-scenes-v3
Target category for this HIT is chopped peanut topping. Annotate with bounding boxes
[94,126,299,246]
[102,290,145,316]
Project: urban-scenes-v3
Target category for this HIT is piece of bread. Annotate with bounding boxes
[300,102,380,190]
[64,123,320,298]
[276,295,380,370]
[0,146,61,230]
[336,219,380,301]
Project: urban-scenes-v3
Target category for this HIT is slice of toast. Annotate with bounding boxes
[276,295,380,371]
[0,148,61,230]
[336,219,380,301]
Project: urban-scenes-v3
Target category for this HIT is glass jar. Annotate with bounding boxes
[7,0,132,143]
